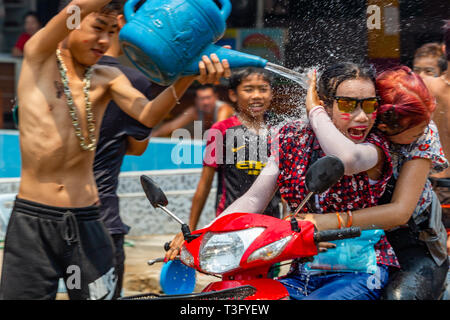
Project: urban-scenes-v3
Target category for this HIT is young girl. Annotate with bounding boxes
[165,67,283,261]
[213,62,399,300]
[303,66,449,299]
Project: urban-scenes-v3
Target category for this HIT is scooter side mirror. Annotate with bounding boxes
[140,175,169,208]
[305,156,345,194]
[140,175,199,243]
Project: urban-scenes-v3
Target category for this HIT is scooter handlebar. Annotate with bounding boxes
[313,227,361,243]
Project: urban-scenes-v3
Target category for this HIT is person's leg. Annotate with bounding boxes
[382,246,448,300]
[63,213,117,300]
[299,266,389,300]
[383,228,449,300]
[111,233,125,299]
[433,182,450,228]
[278,272,324,300]
[0,204,63,300]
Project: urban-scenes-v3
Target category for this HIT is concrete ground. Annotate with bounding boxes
[119,234,219,298]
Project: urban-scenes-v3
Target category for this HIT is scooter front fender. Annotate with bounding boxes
[202,279,289,300]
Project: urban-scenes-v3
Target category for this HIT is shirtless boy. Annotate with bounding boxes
[0,0,230,300]
[422,21,450,254]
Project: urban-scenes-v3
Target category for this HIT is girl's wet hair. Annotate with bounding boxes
[376,66,436,133]
[228,67,274,92]
[318,62,377,107]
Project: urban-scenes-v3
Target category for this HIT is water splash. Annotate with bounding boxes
[263,63,323,128]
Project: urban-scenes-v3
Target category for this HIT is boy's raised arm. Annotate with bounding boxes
[24,0,112,61]
[109,72,196,128]
[109,54,230,128]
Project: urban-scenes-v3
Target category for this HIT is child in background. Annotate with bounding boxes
[165,67,283,261]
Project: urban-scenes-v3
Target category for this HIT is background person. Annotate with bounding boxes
[151,84,234,138]
[413,42,447,79]
[422,21,450,255]
[11,11,42,57]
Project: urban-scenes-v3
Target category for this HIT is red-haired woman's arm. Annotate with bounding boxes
[300,158,431,230]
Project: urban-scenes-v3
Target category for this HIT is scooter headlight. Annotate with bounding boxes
[180,244,194,267]
[199,228,265,274]
[247,235,292,263]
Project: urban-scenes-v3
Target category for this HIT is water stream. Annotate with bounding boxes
[264,62,309,90]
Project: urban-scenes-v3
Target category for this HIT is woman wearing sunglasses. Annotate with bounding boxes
[303,66,449,300]
[216,62,399,300]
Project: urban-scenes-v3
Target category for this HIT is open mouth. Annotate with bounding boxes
[91,49,105,57]
[248,104,265,113]
[347,126,368,141]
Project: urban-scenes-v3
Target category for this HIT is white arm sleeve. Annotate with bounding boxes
[308,106,380,175]
[218,156,280,218]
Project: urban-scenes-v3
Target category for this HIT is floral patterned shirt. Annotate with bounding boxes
[389,121,449,224]
[272,121,400,269]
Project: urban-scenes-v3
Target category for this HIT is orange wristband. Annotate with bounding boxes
[346,210,353,228]
[336,212,342,229]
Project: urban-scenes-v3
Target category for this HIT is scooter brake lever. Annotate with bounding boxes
[148,257,180,265]
[185,233,201,243]
[181,224,201,243]
[290,216,301,232]
[148,258,165,265]
[164,242,171,251]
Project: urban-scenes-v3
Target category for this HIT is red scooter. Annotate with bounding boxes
[121,156,361,300]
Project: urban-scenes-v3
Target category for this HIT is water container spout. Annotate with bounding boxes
[181,43,268,76]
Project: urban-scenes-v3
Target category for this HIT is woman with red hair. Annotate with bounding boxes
[303,66,448,299]
[376,66,436,142]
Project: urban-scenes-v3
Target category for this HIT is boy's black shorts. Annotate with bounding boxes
[0,198,117,300]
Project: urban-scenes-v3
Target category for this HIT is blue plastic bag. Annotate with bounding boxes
[306,229,384,274]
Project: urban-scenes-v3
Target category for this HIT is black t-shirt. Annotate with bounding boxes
[203,115,282,218]
[94,56,155,235]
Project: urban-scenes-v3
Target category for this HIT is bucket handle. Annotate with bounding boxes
[217,0,232,20]
[124,0,142,22]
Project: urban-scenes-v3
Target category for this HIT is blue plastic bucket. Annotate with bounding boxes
[159,260,196,295]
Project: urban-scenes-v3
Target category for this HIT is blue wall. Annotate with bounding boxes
[0,131,204,178]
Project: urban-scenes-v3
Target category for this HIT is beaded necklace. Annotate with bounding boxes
[56,49,96,151]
